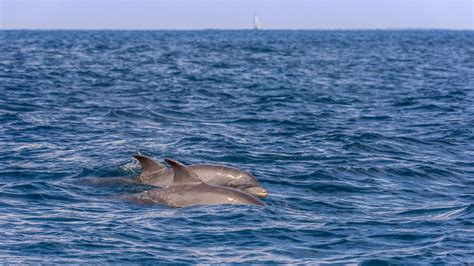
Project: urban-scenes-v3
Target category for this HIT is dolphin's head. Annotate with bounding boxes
[226,170,268,198]
[189,165,268,198]
[243,185,268,198]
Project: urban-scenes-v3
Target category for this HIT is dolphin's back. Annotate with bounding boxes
[189,165,260,188]
[140,183,265,207]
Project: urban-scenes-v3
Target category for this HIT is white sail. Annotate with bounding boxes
[253,14,261,30]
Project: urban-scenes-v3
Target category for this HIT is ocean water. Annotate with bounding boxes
[0,30,473,264]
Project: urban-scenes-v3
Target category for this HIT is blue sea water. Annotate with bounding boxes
[0,30,473,264]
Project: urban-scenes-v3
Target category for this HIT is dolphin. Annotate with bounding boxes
[135,159,266,207]
[133,154,268,198]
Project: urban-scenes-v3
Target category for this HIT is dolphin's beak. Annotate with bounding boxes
[245,187,268,198]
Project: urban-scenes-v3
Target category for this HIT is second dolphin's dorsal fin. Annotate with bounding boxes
[133,154,166,174]
[165,158,203,184]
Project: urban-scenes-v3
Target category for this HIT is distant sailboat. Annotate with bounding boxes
[253,14,261,30]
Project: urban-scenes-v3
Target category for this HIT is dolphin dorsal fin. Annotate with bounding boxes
[133,154,166,174]
[164,158,203,184]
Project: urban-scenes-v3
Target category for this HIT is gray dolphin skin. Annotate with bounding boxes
[133,154,268,198]
[136,159,266,207]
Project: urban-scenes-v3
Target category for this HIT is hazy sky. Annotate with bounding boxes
[0,0,472,30]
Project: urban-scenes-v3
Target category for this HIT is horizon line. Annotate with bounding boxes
[1,27,472,31]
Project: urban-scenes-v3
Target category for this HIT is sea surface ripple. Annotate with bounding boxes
[0,30,473,263]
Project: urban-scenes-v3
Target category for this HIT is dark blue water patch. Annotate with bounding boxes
[0,30,473,263]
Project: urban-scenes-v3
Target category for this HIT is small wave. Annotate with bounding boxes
[360,259,393,266]
[309,182,371,193]
[408,104,455,112]
[121,159,141,173]
[392,98,419,107]
[397,205,471,221]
